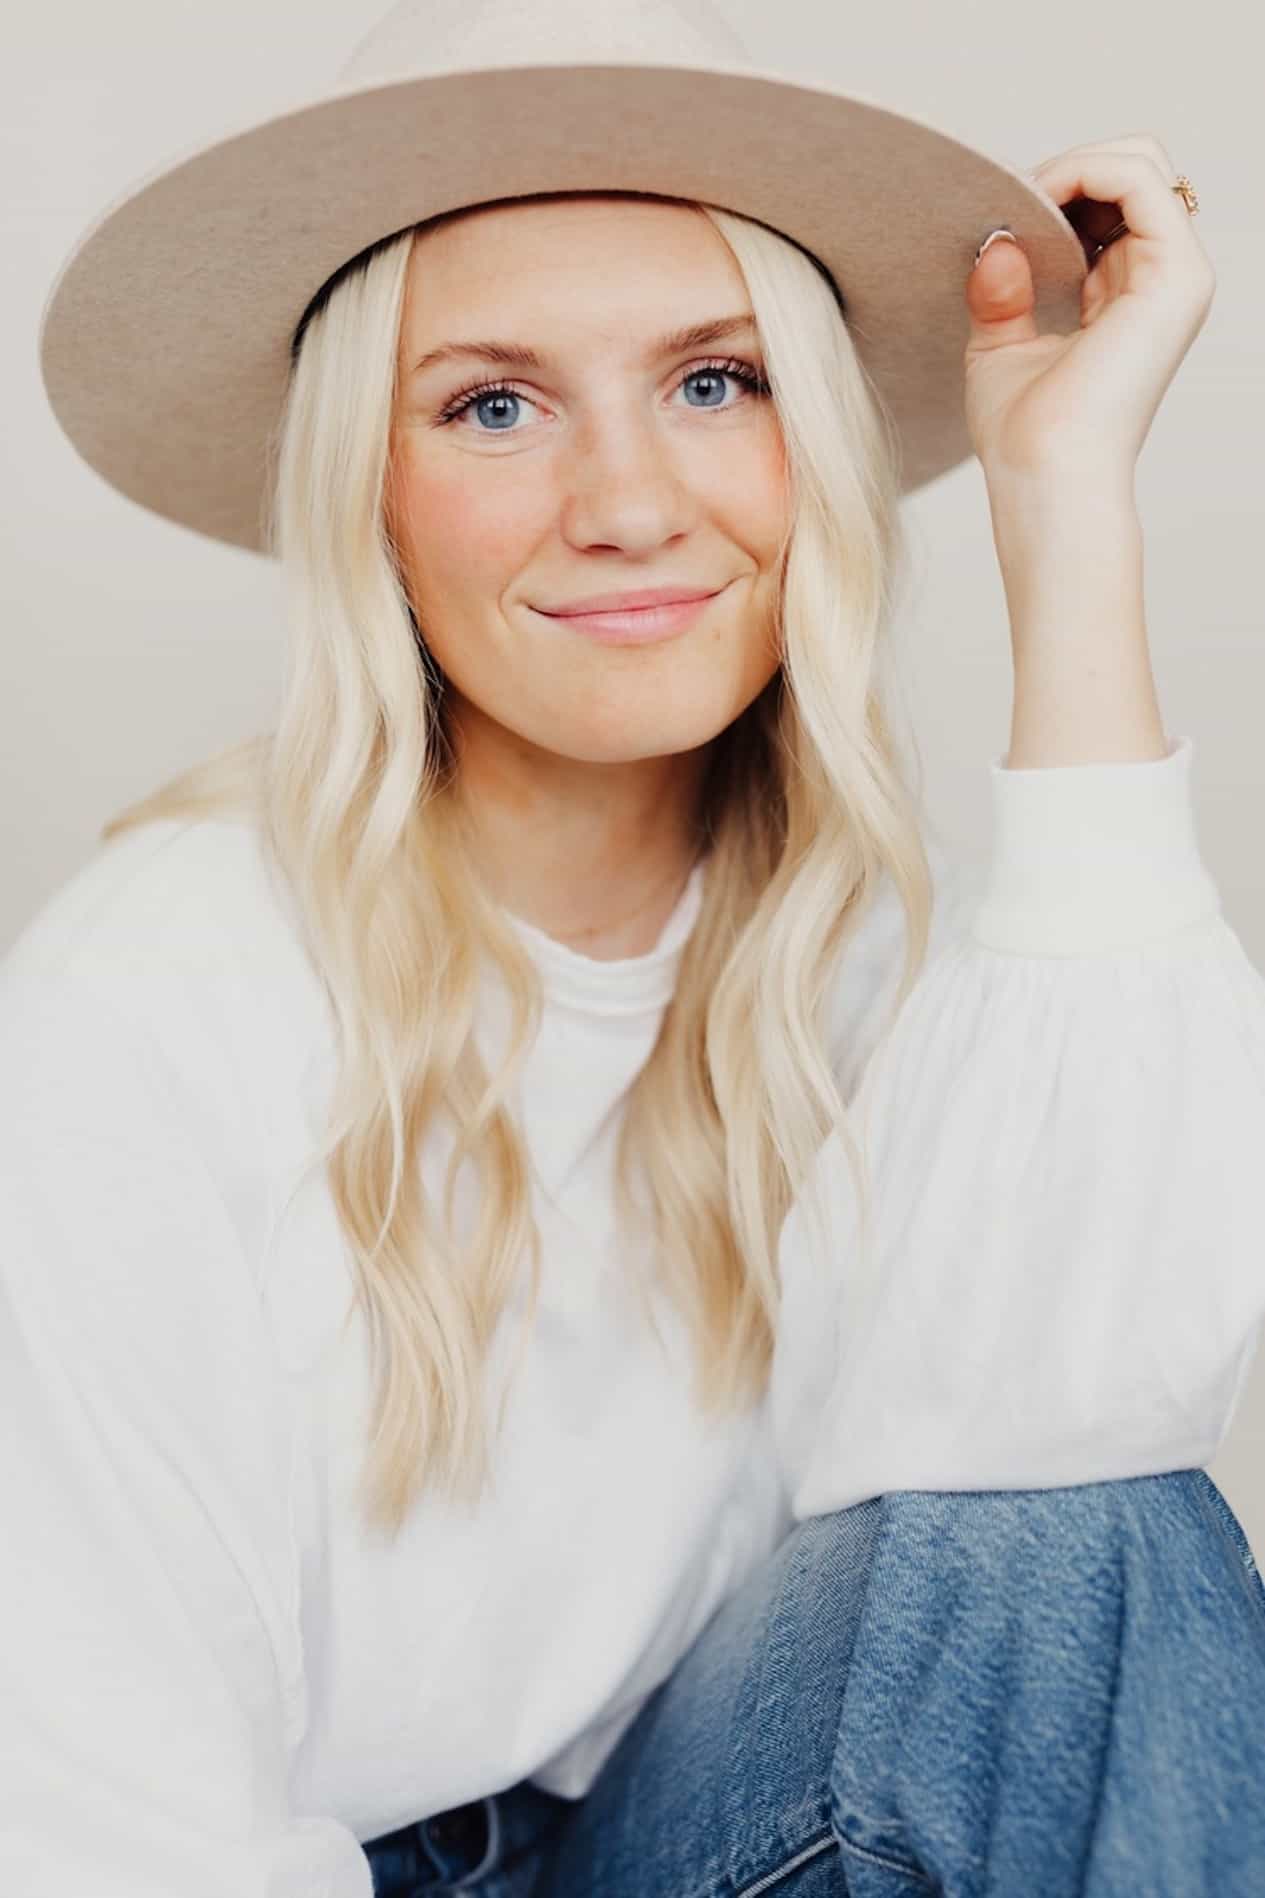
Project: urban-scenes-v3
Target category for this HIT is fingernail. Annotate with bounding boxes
[974,227,1020,267]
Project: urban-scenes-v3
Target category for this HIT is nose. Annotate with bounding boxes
[556,405,701,554]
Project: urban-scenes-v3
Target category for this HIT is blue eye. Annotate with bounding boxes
[678,365,747,409]
[450,386,529,432]
[434,357,770,432]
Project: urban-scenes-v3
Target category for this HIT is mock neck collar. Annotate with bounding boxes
[500,858,707,1015]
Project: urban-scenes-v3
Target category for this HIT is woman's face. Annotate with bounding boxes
[387,193,791,783]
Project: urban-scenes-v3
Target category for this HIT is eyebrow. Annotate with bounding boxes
[408,313,759,381]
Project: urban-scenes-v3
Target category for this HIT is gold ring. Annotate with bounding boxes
[1172,174,1200,216]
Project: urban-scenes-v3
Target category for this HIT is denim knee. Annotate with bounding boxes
[847,1468,1265,1637]
[815,1471,1265,1896]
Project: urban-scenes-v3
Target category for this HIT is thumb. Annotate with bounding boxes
[965,231,1039,349]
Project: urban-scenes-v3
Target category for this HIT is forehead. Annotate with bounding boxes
[402,192,745,312]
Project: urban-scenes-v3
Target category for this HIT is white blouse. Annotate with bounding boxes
[1,732,1261,1898]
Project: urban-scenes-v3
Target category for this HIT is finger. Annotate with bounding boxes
[1030,132,1180,179]
[1029,149,1189,247]
[1027,137,1182,260]
[1027,149,1213,296]
[965,232,1039,349]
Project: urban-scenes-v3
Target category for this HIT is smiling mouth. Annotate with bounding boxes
[529,588,728,645]
[536,585,726,616]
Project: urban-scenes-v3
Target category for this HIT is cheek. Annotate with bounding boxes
[391,453,538,607]
[756,426,792,533]
[712,423,790,557]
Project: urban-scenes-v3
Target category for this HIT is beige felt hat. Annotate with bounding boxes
[37,0,1089,557]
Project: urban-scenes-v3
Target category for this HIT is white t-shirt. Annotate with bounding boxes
[2,733,1261,1897]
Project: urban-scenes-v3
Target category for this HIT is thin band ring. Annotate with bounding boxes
[1097,173,1200,252]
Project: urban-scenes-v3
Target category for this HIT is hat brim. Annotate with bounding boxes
[39,58,1088,556]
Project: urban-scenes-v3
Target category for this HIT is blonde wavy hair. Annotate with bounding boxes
[102,192,936,1536]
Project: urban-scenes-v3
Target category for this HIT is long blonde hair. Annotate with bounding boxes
[102,194,935,1535]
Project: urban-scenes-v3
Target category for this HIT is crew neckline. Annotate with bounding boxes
[500,857,708,1015]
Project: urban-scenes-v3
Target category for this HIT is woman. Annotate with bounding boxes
[7,0,1265,1892]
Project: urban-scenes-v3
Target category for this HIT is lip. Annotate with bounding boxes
[532,585,728,646]
[538,584,724,615]
[528,580,729,649]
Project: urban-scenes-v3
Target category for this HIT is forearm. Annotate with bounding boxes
[986,474,1169,770]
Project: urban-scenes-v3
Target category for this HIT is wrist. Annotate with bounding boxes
[985,470,1163,768]
[983,461,1139,539]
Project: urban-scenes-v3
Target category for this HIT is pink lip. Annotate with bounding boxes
[539,584,724,614]
[531,580,729,649]
[533,587,726,646]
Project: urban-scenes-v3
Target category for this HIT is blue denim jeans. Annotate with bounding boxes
[362,1469,1265,1895]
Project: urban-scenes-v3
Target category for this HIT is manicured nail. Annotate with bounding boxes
[974,227,1020,267]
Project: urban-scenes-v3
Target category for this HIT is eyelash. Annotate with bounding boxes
[433,356,771,428]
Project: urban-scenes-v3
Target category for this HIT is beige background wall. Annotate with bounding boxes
[3,0,1261,1555]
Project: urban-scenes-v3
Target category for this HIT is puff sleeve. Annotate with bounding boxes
[772,734,1265,1517]
[0,967,372,1897]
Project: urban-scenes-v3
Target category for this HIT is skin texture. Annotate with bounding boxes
[387,193,790,959]
[960,132,1215,768]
